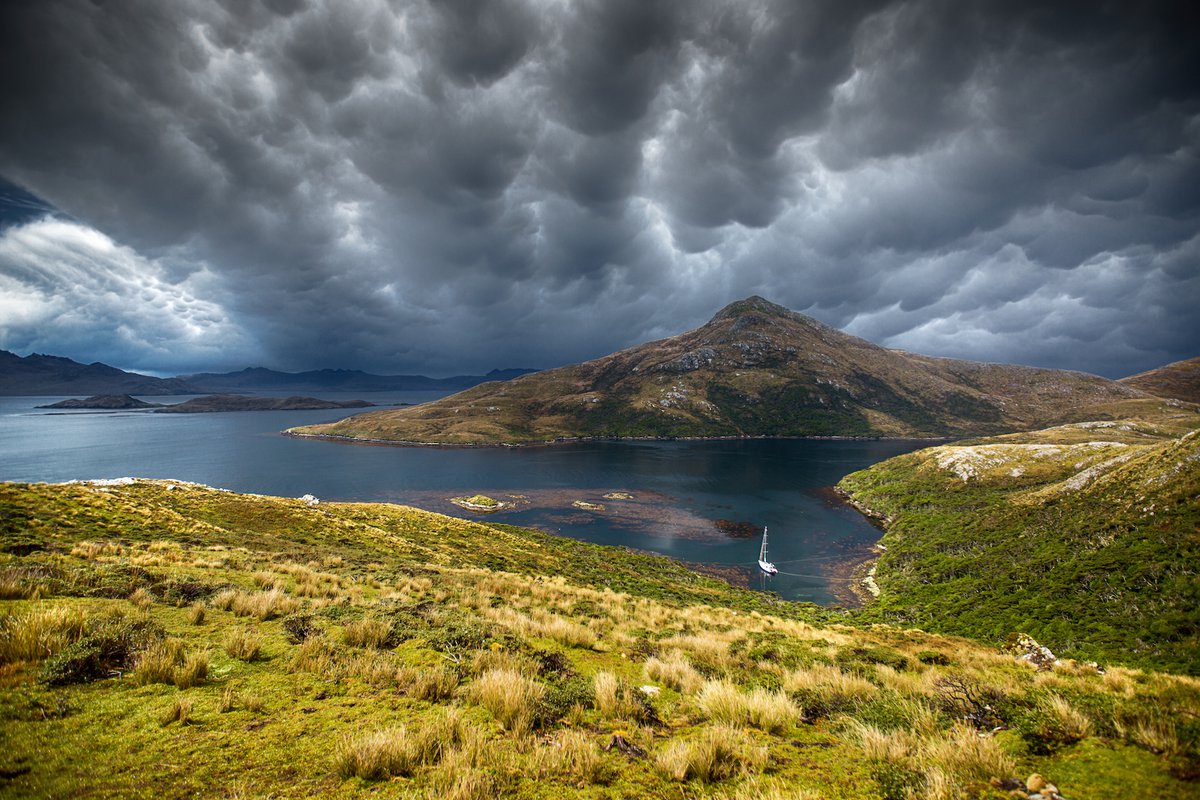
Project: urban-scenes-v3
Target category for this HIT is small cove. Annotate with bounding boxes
[0,393,927,604]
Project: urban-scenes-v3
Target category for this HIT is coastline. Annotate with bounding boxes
[282,429,949,449]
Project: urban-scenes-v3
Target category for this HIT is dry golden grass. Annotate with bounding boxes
[529,729,611,784]
[593,670,648,721]
[335,711,469,780]
[135,639,187,686]
[697,679,802,734]
[128,587,154,609]
[1043,694,1094,741]
[923,721,1015,783]
[468,668,545,734]
[160,695,192,726]
[187,602,206,625]
[0,605,89,663]
[222,628,263,661]
[173,650,208,689]
[655,725,768,783]
[398,666,459,701]
[712,778,822,800]
[289,635,337,676]
[783,663,878,707]
[644,650,704,694]
[341,618,392,648]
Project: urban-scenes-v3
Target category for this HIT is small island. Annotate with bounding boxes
[38,393,375,413]
[38,394,164,410]
[449,494,508,512]
[155,394,374,413]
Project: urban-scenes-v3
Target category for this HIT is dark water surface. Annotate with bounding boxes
[0,394,927,603]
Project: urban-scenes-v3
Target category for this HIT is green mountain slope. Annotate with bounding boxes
[2,480,1198,798]
[289,297,1146,445]
[838,409,1200,674]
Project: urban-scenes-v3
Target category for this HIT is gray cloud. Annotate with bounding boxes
[0,0,1196,378]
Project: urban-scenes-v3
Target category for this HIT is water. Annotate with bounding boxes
[0,394,927,603]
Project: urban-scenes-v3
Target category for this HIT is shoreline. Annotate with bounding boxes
[282,430,949,449]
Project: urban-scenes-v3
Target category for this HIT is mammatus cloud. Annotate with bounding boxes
[0,0,1195,377]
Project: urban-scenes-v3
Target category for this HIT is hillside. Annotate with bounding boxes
[154,395,374,413]
[2,480,1198,798]
[838,407,1200,675]
[289,297,1146,445]
[0,350,197,396]
[1120,357,1200,403]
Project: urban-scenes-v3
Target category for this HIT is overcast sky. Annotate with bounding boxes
[0,0,1196,378]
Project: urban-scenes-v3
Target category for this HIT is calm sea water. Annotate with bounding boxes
[0,394,926,604]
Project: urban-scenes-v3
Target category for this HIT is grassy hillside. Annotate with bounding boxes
[1121,356,1200,403]
[838,408,1200,675]
[3,480,1198,798]
[288,297,1145,445]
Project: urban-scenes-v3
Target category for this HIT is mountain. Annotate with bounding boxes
[3,478,1197,797]
[180,366,537,393]
[0,350,198,395]
[1120,356,1200,403]
[0,349,537,396]
[838,406,1200,674]
[291,296,1149,445]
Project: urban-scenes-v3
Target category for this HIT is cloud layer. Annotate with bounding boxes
[0,0,1196,377]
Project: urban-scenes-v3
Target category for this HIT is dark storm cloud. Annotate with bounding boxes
[0,0,1196,377]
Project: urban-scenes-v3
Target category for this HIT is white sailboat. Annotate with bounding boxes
[757,526,778,575]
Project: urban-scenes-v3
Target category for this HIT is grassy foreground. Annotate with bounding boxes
[2,479,1198,798]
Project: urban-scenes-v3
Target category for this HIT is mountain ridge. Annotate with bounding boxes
[0,349,536,396]
[291,296,1151,445]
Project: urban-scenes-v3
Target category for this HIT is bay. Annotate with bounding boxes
[0,394,927,604]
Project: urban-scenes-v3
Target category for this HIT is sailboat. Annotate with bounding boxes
[757,526,778,575]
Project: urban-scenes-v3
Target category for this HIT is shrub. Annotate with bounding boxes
[541,675,595,724]
[281,613,319,643]
[37,612,162,685]
[836,645,911,674]
[655,726,767,783]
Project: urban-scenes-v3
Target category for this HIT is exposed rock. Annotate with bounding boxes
[1006,634,1059,671]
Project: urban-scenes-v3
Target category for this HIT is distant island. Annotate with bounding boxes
[38,394,375,413]
[37,394,164,410]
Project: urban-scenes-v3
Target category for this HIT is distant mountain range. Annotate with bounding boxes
[0,350,197,396]
[0,350,535,396]
[291,296,1172,445]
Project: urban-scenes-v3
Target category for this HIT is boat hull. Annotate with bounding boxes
[758,560,778,575]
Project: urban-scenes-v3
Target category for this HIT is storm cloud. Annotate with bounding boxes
[0,0,1195,377]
